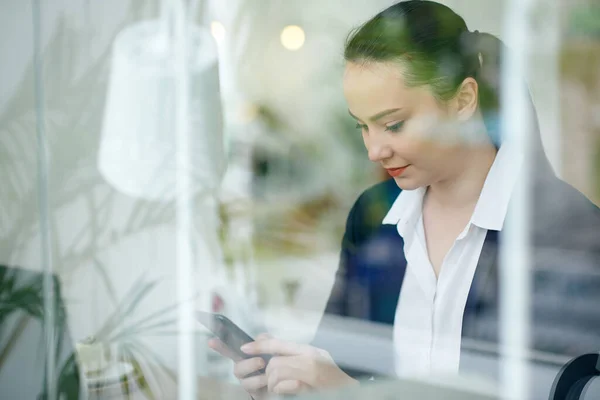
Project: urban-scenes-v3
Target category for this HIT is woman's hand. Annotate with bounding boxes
[208,334,301,400]
[241,338,359,396]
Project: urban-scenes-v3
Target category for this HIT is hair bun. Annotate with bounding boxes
[470,31,483,68]
[467,30,481,51]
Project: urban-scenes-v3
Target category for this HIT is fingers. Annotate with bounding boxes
[210,334,275,398]
[209,333,273,360]
[239,373,268,393]
[266,355,316,392]
[234,357,267,380]
[267,364,298,393]
[207,338,242,362]
[242,338,315,357]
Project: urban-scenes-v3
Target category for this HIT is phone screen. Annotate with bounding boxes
[198,312,256,358]
[198,312,271,376]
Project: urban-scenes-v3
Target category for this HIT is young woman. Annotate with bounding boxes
[210,1,600,397]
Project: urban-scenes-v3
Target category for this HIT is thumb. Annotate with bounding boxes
[208,337,243,362]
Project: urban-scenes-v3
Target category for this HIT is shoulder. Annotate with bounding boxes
[345,179,401,242]
[533,175,600,251]
[355,178,401,208]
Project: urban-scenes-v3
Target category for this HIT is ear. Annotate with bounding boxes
[454,77,479,121]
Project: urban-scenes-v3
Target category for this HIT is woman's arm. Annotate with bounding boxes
[311,179,401,377]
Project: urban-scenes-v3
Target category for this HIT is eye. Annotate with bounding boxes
[385,121,404,133]
[355,123,368,132]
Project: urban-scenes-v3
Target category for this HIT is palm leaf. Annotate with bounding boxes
[94,275,159,340]
[0,314,30,369]
[54,353,82,400]
[90,257,118,308]
[0,287,44,319]
[120,339,177,399]
[108,318,178,343]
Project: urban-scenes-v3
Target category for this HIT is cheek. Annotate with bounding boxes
[394,116,456,165]
[361,130,371,150]
[389,135,429,161]
[391,137,445,169]
[407,113,444,141]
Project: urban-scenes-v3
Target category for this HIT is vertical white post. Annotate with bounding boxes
[171,0,197,398]
[32,0,56,399]
[500,0,534,399]
[544,0,563,177]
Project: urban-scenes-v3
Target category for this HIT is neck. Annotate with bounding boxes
[426,144,498,210]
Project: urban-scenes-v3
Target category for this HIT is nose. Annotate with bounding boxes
[366,137,393,162]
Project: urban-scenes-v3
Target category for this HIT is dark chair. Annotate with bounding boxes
[549,353,600,400]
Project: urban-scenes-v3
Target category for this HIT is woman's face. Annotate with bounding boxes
[343,61,475,190]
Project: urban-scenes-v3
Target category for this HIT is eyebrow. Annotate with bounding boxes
[348,108,402,123]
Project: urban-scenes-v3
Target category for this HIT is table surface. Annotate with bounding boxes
[88,364,249,400]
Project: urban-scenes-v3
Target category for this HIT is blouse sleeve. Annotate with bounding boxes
[317,197,360,322]
[309,197,369,379]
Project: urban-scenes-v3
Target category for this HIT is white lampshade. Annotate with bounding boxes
[98,20,224,200]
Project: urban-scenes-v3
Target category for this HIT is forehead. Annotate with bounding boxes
[343,61,405,92]
[343,61,429,119]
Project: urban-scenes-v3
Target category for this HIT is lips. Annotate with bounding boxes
[386,165,409,177]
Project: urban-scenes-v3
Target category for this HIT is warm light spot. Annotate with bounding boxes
[211,21,225,45]
[239,103,259,123]
[280,25,305,51]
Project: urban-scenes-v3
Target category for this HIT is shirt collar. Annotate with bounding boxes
[381,186,425,237]
[382,142,522,232]
[470,141,522,231]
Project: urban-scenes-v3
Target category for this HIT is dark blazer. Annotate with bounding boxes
[315,176,600,360]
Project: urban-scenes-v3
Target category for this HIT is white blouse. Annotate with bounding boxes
[381,143,522,378]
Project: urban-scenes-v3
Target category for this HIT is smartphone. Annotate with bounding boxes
[198,311,271,374]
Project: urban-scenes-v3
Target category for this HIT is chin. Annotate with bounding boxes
[392,176,423,191]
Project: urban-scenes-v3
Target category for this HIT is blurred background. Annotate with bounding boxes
[0,0,598,399]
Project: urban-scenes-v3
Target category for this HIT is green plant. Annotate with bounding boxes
[0,265,80,399]
[84,273,189,399]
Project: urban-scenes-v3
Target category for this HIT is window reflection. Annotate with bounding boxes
[0,1,598,399]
